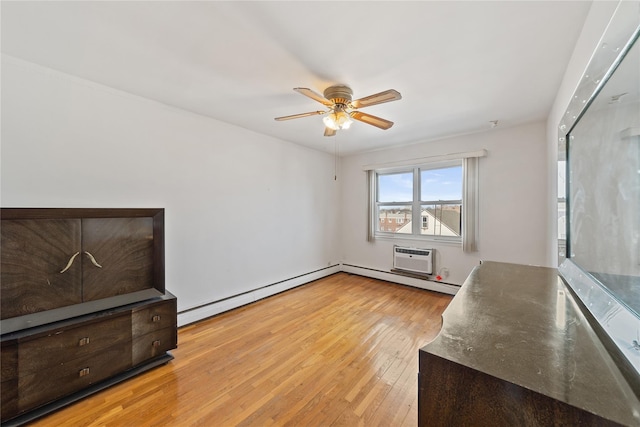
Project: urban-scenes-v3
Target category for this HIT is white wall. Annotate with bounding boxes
[2,0,623,323]
[340,121,549,286]
[1,55,340,323]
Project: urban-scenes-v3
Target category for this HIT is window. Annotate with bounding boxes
[420,165,463,238]
[375,162,462,240]
[365,151,484,252]
[557,159,567,259]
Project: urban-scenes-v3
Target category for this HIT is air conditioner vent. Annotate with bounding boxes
[393,246,433,275]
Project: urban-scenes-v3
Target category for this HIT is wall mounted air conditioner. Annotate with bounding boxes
[393,246,433,275]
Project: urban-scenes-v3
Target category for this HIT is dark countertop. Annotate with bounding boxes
[421,261,640,426]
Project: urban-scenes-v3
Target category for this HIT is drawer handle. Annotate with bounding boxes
[60,252,80,274]
[78,337,90,346]
[152,315,161,322]
[79,367,90,377]
[84,251,103,268]
[152,340,161,348]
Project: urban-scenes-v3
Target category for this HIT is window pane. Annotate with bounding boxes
[421,204,461,237]
[421,166,462,201]
[558,200,566,240]
[378,172,413,202]
[378,206,412,234]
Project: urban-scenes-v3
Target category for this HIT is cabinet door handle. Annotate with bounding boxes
[78,337,90,346]
[152,340,161,348]
[84,251,103,268]
[152,315,161,322]
[79,367,90,377]
[60,252,80,273]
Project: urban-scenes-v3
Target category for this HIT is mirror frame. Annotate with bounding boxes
[557,1,640,385]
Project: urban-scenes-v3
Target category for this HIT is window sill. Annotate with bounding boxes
[373,233,462,247]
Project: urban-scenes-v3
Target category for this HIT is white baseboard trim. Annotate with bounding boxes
[178,263,459,327]
[341,264,460,296]
[177,265,341,327]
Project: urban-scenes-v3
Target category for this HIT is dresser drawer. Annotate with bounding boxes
[18,313,132,374]
[18,343,132,412]
[132,327,176,367]
[132,298,176,338]
[1,342,18,382]
[1,379,18,421]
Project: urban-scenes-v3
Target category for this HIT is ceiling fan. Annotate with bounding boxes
[275,85,402,137]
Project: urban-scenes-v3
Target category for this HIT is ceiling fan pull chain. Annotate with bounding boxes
[334,133,339,181]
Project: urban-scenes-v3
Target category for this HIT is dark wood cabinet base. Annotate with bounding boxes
[1,294,177,425]
[1,353,173,427]
[418,354,618,427]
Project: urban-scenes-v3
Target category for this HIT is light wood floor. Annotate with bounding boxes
[31,273,451,426]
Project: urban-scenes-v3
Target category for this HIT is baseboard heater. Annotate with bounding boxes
[393,246,433,275]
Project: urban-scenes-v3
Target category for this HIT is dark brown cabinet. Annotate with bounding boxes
[1,209,165,335]
[1,219,83,318]
[0,208,176,426]
[1,214,158,325]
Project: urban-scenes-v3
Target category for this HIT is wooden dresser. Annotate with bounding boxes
[418,261,640,427]
[1,208,177,426]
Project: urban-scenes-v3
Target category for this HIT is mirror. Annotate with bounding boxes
[569,37,639,317]
[558,2,640,383]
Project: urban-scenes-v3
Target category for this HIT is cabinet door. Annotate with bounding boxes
[1,219,82,319]
[81,218,154,301]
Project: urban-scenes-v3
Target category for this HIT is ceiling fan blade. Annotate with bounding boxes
[351,89,402,109]
[350,111,394,130]
[324,127,337,137]
[275,111,325,121]
[294,88,334,106]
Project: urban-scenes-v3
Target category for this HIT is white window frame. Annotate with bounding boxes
[365,150,485,252]
[374,160,462,242]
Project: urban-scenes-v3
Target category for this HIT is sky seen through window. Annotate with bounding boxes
[378,166,462,202]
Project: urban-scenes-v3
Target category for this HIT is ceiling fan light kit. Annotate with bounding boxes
[323,107,353,131]
[275,84,401,137]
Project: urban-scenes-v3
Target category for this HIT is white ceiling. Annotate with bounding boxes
[1,1,592,155]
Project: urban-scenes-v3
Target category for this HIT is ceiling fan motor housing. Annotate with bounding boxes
[323,85,353,106]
